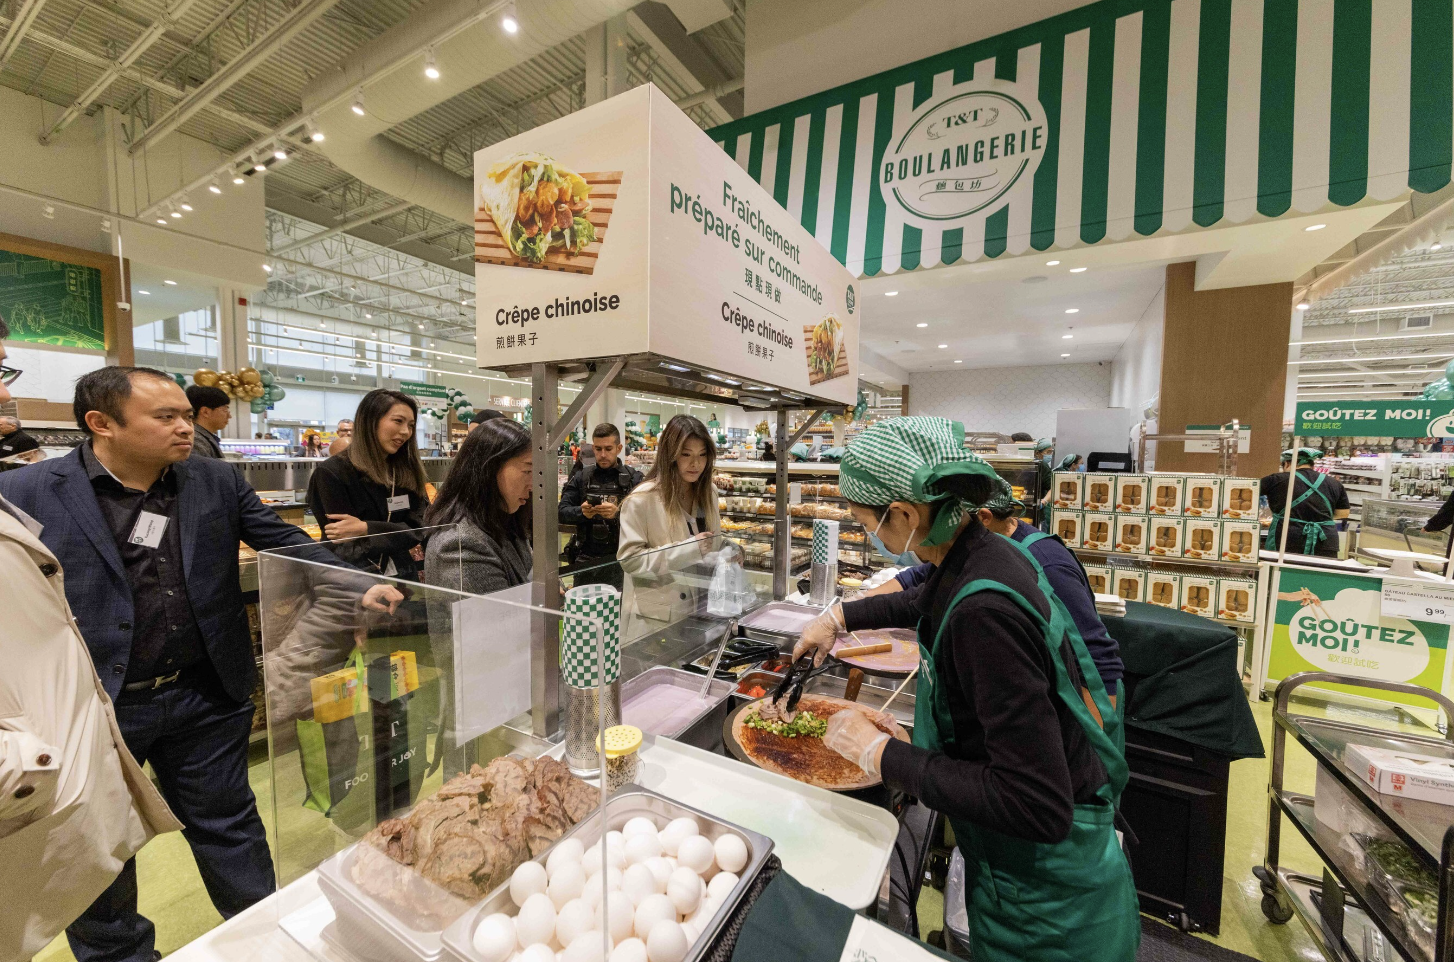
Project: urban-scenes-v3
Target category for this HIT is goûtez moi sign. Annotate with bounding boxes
[1293,402,1454,439]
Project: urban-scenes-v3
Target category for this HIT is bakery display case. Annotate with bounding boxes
[713,462,882,574]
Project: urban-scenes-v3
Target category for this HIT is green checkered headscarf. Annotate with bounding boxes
[840,417,1001,547]
[1281,447,1321,466]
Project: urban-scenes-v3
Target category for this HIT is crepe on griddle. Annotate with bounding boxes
[732,694,900,791]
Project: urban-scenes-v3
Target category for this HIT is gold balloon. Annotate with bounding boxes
[239,368,261,385]
[194,368,218,386]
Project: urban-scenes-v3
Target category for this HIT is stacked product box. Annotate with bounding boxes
[1053,509,1083,545]
[1179,574,1217,616]
[1114,475,1149,513]
[1053,473,1084,509]
[1182,476,1222,517]
[1082,473,1115,511]
[1146,569,1180,608]
[1113,514,1147,555]
[1220,478,1259,519]
[1183,516,1220,560]
[1221,520,1260,563]
[1148,475,1184,515]
[1083,510,1115,550]
[1112,568,1146,603]
[1216,577,1257,623]
[1082,564,1113,596]
[1148,517,1183,557]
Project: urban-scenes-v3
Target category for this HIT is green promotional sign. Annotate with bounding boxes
[399,379,449,400]
[0,250,106,350]
[1292,401,1454,438]
[1265,567,1449,709]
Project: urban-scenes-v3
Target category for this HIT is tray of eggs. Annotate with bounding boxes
[442,785,773,962]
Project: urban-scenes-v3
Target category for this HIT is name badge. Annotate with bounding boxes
[129,510,169,548]
[387,494,410,513]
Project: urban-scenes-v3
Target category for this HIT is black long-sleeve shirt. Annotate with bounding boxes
[844,521,1108,843]
[307,454,425,576]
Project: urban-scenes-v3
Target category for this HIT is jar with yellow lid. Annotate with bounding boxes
[596,725,642,792]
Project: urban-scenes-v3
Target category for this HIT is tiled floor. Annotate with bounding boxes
[37,695,1417,962]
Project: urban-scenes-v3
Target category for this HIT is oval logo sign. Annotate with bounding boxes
[879,79,1048,228]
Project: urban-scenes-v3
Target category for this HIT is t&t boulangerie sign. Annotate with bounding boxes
[1292,401,1454,438]
[473,84,859,407]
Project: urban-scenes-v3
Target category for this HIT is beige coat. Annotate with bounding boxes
[0,500,180,962]
[616,480,721,634]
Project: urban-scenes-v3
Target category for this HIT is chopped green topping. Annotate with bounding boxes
[573,216,596,251]
[1364,838,1438,890]
[746,709,827,738]
[1402,885,1439,927]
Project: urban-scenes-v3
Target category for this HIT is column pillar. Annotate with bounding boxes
[1155,262,1292,478]
[216,286,252,438]
[584,16,630,106]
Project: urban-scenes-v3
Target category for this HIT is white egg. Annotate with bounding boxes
[685,897,719,932]
[562,932,606,962]
[472,914,517,962]
[624,833,662,866]
[665,867,701,916]
[598,890,635,944]
[620,863,657,906]
[622,816,658,839]
[520,945,557,962]
[592,836,627,873]
[658,818,699,857]
[675,836,714,876]
[662,857,678,872]
[546,839,586,878]
[633,894,676,940]
[606,830,626,850]
[582,843,603,877]
[645,921,688,962]
[580,868,622,911]
[641,858,673,892]
[511,861,550,908]
[555,899,595,949]
[516,894,558,949]
[712,834,747,874]
[609,938,648,962]
[706,872,737,901]
[548,863,587,908]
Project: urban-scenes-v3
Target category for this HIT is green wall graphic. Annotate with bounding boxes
[0,249,106,351]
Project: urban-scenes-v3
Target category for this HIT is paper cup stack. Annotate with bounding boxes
[561,584,623,776]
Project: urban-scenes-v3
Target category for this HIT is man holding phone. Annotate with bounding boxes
[560,423,642,587]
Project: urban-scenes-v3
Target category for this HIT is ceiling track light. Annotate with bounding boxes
[233,172,246,184]
[351,90,366,116]
[209,179,222,194]
[42,204,54,219]
[179,196,193,211]
[273,147,288,161]
[424,47,440,79]
[1295,301,1311,311]
[500,1,519,33]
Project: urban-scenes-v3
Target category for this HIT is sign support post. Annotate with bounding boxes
[530,362,562,738]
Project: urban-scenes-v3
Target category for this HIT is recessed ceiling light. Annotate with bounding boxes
[254,163,267,172]
[138,289,151,295]
[365,313,372,318]
[1069,267,1087,273]
[1433,242,1444,251]
[1061,353,1071,358]
[937,343,948,349]
[1304,223,1326,232]
[169,210,182,219]
[208,181,222,194]
[884,291,898,296]
[1065,308,1079,314]
[179,200,193,212]
[500,3,519,33]
[351,90,366,116]
[156,218,167,225]
[1062,334,1073,339]
[916,322,928,328]
[163,279,177,286]
[1046,260,1060,266]
[233,175,245,185]
[274,149,288,161]
[262,264,272,273]
[954,359,963,364]
[423,48,440,79]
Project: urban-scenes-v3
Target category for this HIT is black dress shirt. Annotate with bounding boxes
[82,443,206,683]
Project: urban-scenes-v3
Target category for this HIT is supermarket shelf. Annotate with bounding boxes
[1073,547,1261,571]
[720,509,864,530]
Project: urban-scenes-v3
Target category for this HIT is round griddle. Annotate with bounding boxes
[722,694,908,792]
[829,629,919,678]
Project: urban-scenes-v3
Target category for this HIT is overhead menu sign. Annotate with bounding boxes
[472,84,859,406]
[1293,402,1454,438]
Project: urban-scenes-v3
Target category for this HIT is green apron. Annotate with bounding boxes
[913,538,1139,962]
[1263,470,1337,555]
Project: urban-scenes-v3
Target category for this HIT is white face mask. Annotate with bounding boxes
[869,510,921,566]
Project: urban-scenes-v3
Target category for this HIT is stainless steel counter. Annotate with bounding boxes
[234,456,453,499]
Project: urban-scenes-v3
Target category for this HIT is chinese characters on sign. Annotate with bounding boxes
[748,341,774,361]
[495,332,540,349]
[743,267,782,304]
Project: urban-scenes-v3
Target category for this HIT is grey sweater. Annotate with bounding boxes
[424,518,532,595]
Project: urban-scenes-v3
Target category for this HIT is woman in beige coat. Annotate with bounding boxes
[0,493,180,962]
[616,415,722,634]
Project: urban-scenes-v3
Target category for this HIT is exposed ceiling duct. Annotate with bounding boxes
[301,0,641,226]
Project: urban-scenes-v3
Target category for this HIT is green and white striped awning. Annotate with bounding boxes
[708,0,1454,278]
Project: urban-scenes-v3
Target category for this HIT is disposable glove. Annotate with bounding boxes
[823,710,891,777]
[792,602,843,667]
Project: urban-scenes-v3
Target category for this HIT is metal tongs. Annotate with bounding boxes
[770,653,836,714]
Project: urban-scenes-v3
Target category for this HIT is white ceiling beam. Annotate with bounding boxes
[0,0,50,69]
[270,200,414,255]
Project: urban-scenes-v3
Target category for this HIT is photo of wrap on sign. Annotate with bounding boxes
[475,152,619,274]
[805,314,847,384]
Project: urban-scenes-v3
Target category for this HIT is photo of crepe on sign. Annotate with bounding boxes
[474,152,619,274]
[804,313,848,385]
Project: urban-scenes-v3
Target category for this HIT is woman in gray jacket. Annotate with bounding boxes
[424,418,533,594]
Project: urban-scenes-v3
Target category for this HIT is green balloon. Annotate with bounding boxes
[1432,383,1454,400]
[173,373,187,387]
[260,370,275,386]
[269,386,286,401]
[1444,360,1454,383]
[250,399,266,413]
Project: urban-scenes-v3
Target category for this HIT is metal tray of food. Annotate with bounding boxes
[440,786,773,962]
[738,601,826,645]
[622,667,735,752]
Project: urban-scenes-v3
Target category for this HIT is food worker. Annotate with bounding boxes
[1261,447,1348,558]
[874,487,1122,713]
[1056,452,1082,473]
[791,417,1136,962]
[1034,438,1055,529]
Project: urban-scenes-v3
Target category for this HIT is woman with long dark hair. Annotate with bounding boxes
[617,414,720,559]
[307,389,429,576]
[423,417,533,594]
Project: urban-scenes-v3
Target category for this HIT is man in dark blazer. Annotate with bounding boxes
[0,366,401,962]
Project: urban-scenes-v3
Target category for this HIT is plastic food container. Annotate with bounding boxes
[1392,879,1437,961]
[441,785,772,962]
[597,725,642,792]
[317,842,470,962]
[622,667,735,753]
